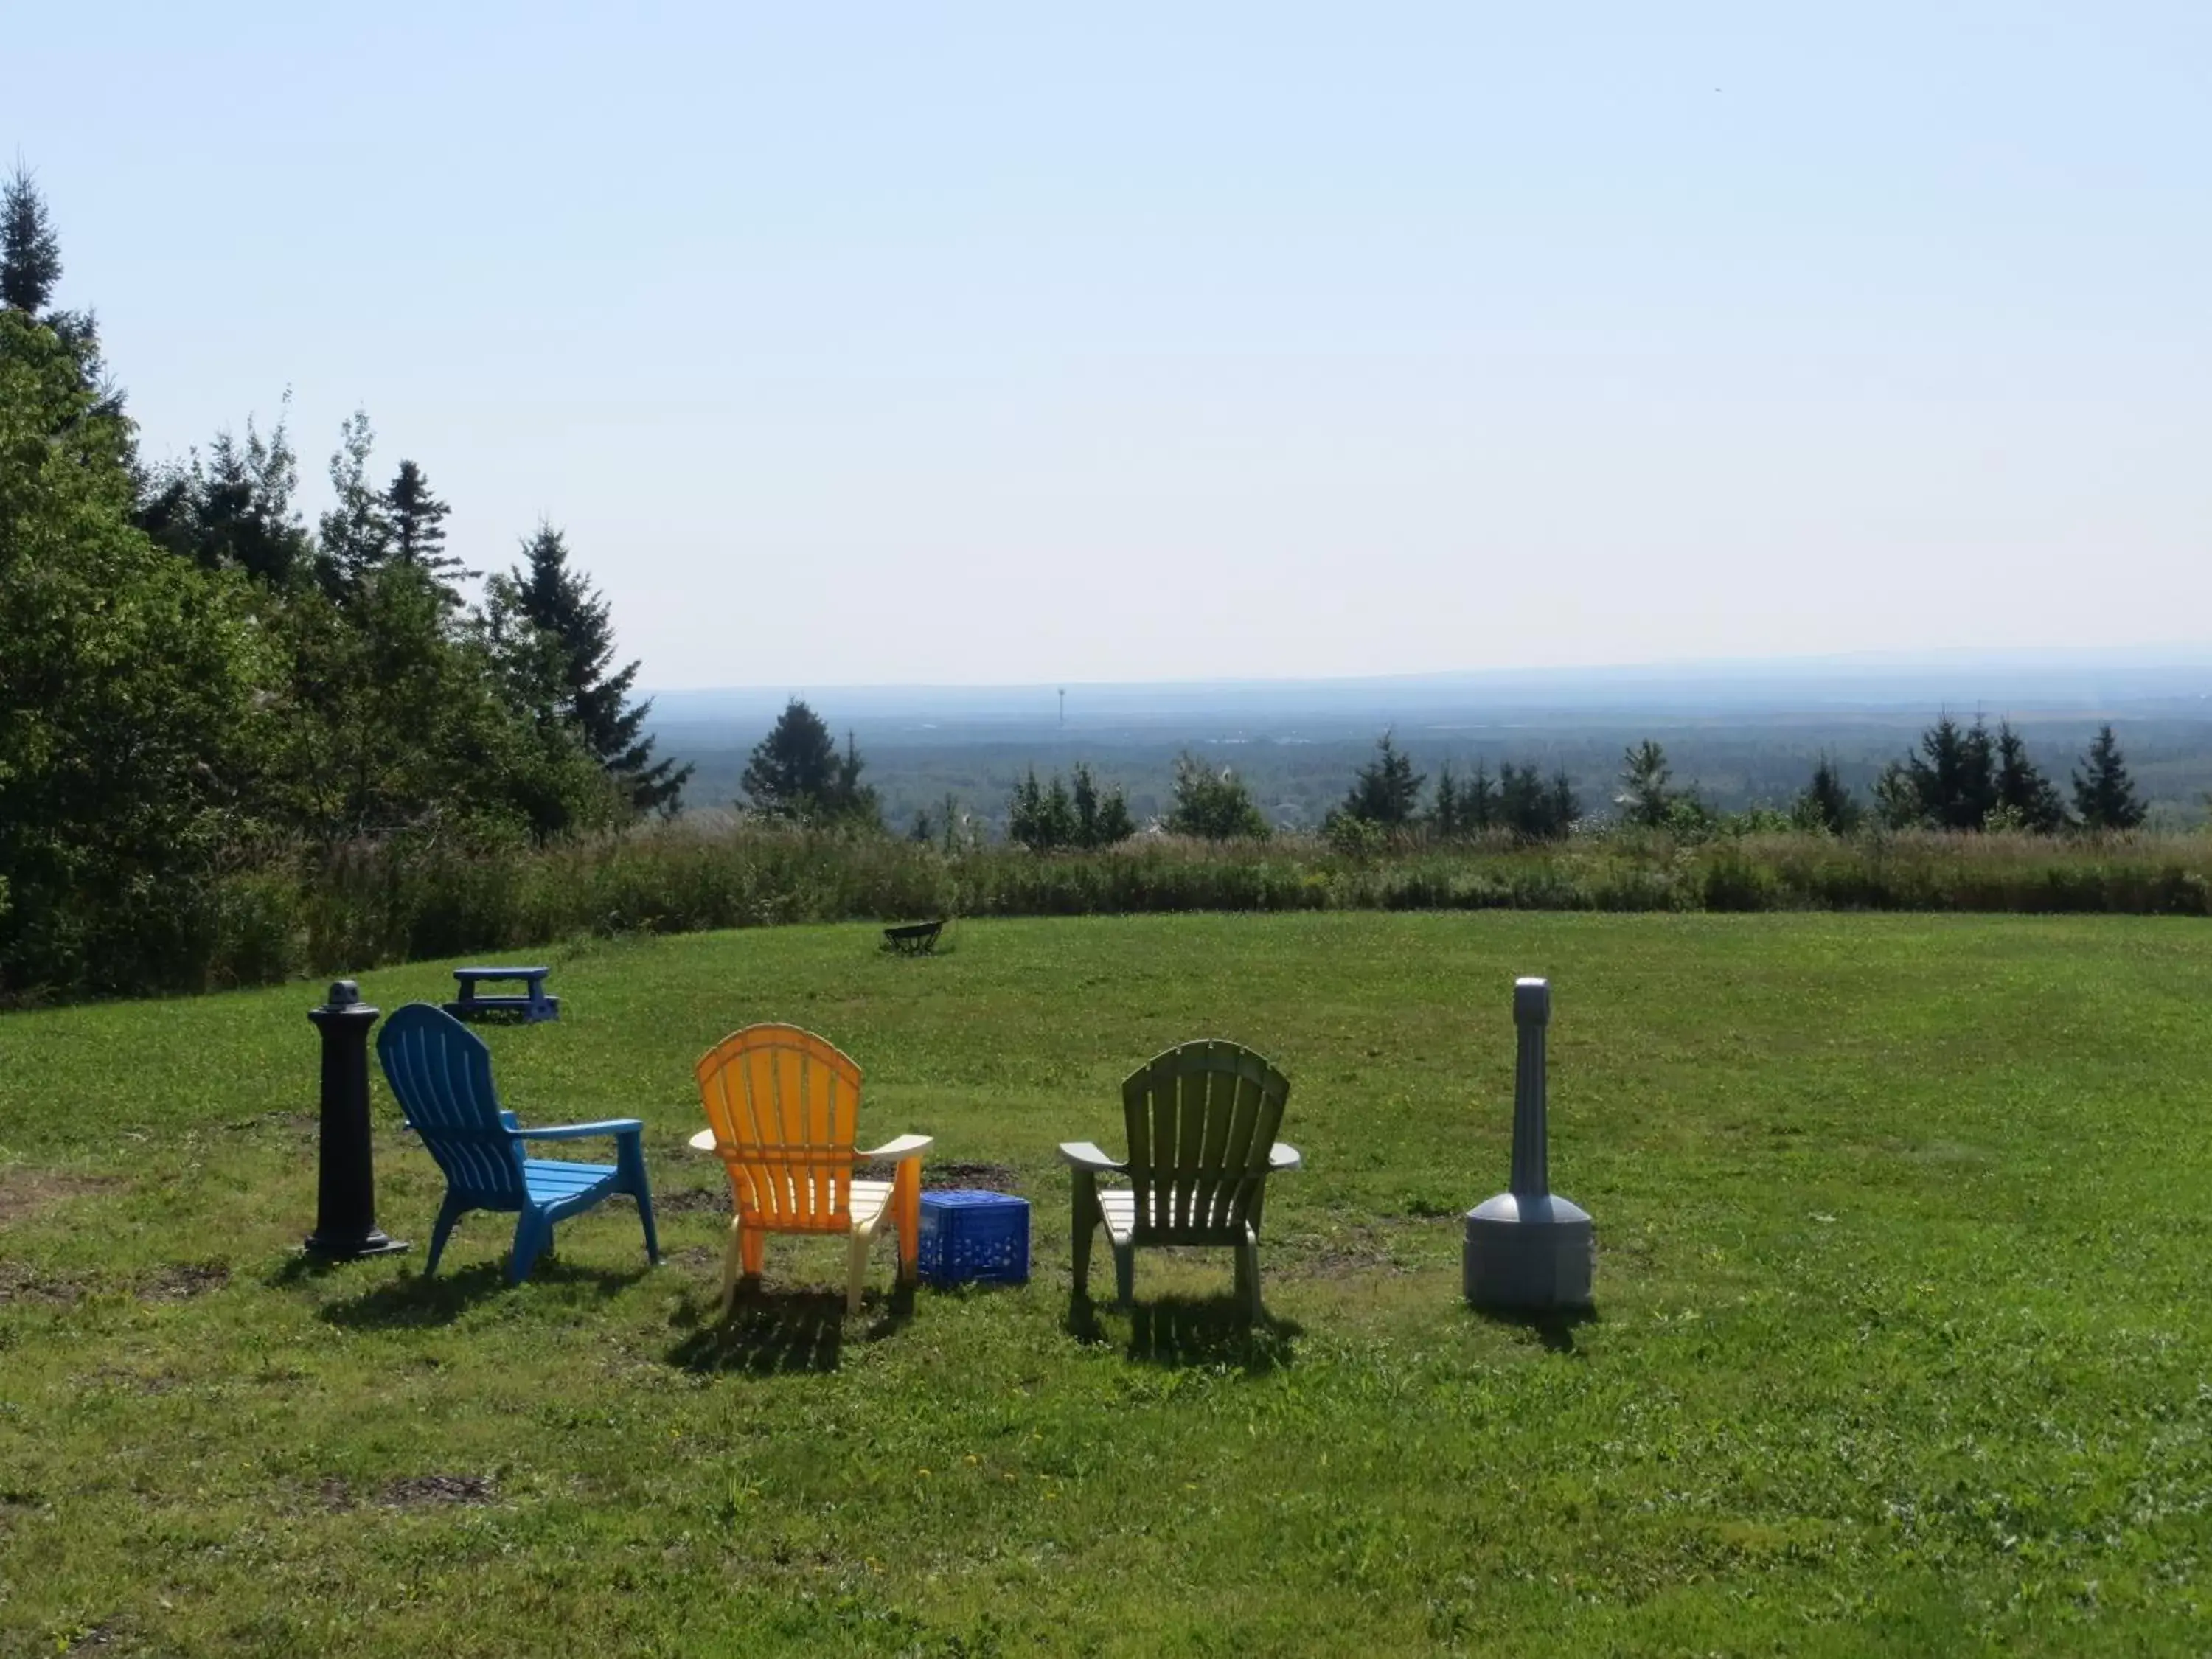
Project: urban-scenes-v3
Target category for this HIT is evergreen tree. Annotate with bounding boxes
[738,698,873,825]
[1,162,61,315]
[1166,751,1269,839]
[2072,725,2146,830]
[1338,731,1425,827]
[1071,762,1135,848]
[1008,767,1078,850]
[1882,714,1998,830]
[489,523,689,815]
[1792,754,1861,834]
[1495,762,1578,840]
[383,460,470,598]
[1549,769,1582,835]
[136,403,313,586]
[1991,723,2065,832]
[1616,740,1677,828]
[316,409,392,594]
[1430,763,1462,838]
[1462,759,1498,832]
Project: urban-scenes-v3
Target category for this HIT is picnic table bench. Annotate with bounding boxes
[445,965,560,1023]
[882,920,945,956]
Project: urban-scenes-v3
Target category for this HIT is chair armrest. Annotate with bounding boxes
[499,1110,521,1132]
[520,1118,645,1142]
[1058,1141,1126,1172]
[1268,1142,1302,1172]
[858,1133,933,1161]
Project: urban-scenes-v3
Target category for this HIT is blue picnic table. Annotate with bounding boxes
[444,965,560,1023]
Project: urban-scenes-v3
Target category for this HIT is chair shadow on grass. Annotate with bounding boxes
[314,1258,644,1330]
[664,1281,917,1376]
[1472,1304,1599,1355]
[1065,1293,1301,1376]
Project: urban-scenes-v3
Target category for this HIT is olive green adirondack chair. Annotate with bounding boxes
[1060,1040,1299,1320]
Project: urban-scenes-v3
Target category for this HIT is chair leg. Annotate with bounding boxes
[1113,1242,1135,1309]
[618,1131,660,1265]
[719,1218,745,1315]
[1070,1172,1099,1302]
[425,1195,466,1276]
[892,1161,921,1284]
[740,1222,765,1278]
[1237,1237,1262,1323]
[846,1231,871,1316]
[511,1211,549,1284]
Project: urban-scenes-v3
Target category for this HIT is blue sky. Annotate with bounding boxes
[14,4,2210,688]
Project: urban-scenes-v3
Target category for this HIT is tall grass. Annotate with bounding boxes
[102,821,2200,1000]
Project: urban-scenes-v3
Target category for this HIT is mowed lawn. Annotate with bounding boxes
[2,914,2210,1655]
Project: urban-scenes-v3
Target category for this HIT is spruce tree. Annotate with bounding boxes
[136,404,313,586]
[493,523,690,815]
[1890,714,1997,830]
[1462,759,1498,832]
[1430,763,1461,838]
[1,163,61,315]
[383,460,471,599]
[1071,762,1135,848]
[1792,754,1861,834]
[737,699,871,825]
[1616,740,1676,828]
[2072,725,2146,830]
[316,410,392,594]
[1339,731,1425,827]
[1992,722,2065,832]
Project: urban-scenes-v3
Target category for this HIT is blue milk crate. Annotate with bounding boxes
[917,1190,1030,1287]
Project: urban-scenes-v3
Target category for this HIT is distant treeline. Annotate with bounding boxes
[723,699,2152,851]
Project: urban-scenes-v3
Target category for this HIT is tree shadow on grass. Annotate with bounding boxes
[1472,1304,1599,1355]
[665,1281,916,1376]
[1065,1293,1301,1376]
[316,1259,643,1330]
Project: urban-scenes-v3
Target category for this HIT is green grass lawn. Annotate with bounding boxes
[3,913,2209,1655]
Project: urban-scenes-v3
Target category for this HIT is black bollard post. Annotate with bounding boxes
[305,980,408,1259]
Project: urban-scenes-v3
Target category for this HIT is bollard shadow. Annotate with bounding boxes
[664,1281,917,1376]
[265,1252,356,1289]
[316,1259,641,1329]
[1066,1293,1301,1375]
[1472,1304,1599,1355]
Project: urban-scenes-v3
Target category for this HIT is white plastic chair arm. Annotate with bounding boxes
[858,1133,933,1161]
[1268,1142,1303,1172]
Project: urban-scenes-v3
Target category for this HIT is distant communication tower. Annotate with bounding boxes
[1058,688,1065,728]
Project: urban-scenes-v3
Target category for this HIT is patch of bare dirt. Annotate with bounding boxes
[137,1262,231,1302]
[318,1472,500,1511]
[852,1160,1022,1191]
[0,1259,84,1305]
[654,1188,728,1214]
[0,1169,122,1228]
[1281,1220,1420,1280]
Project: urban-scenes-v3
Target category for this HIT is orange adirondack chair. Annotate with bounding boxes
[690,1024,931,1315]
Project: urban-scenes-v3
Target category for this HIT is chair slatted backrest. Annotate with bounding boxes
[695,1024,863,1232]
[1121,1040,1290,1242]
[376,1004,526,1203]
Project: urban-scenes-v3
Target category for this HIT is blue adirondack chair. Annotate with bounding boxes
[375,1003,660,1284]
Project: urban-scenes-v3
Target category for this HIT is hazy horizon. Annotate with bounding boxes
[17,4,2211,686]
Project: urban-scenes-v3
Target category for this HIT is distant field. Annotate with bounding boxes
[3,914,2209,1654]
